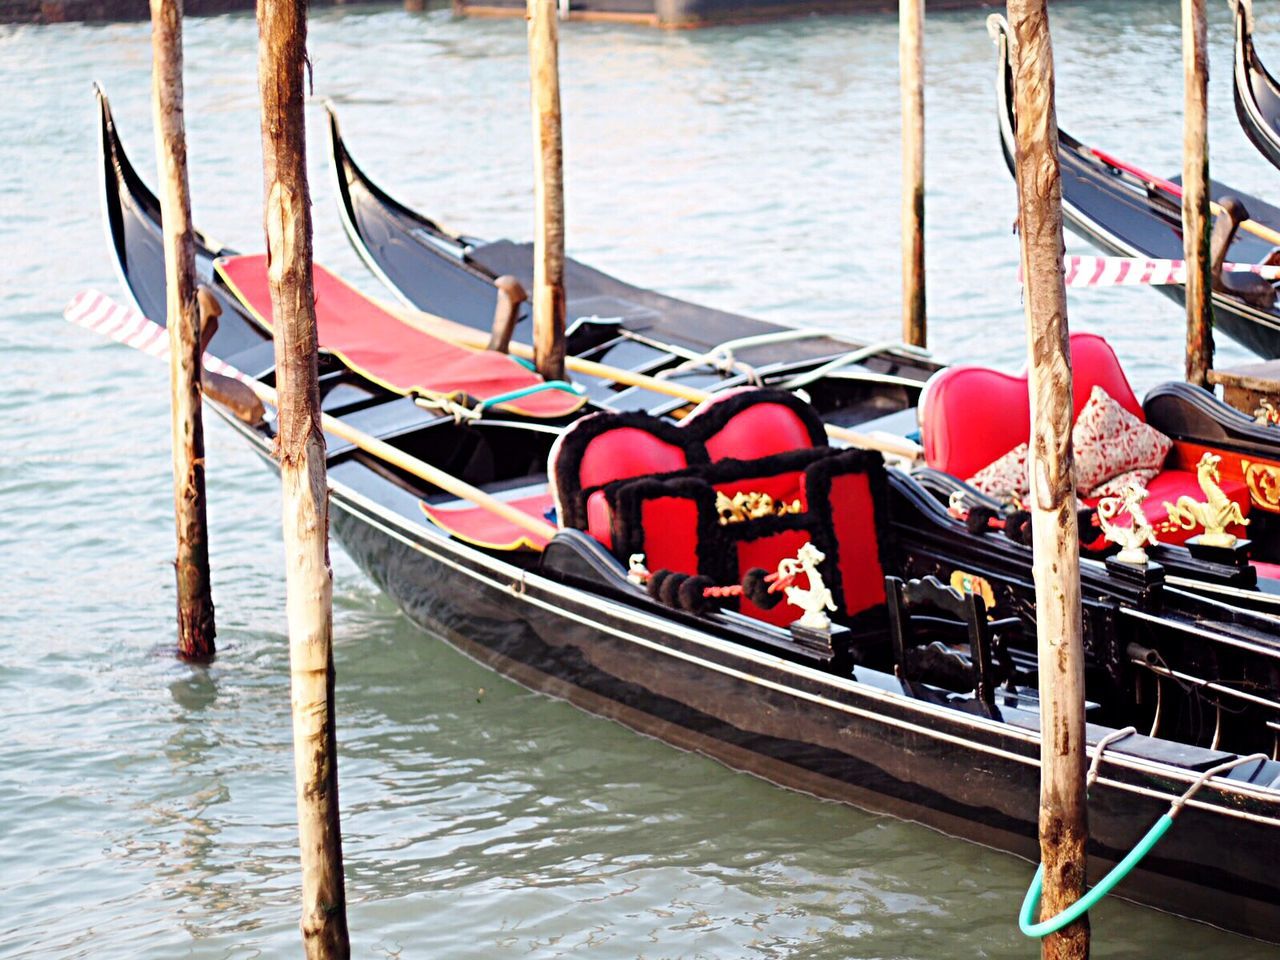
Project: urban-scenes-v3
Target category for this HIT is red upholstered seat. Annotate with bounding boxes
[921,333,1254,547]
[549,388,826,535]
[1083,469,1251,547]
[922,333,1143,481]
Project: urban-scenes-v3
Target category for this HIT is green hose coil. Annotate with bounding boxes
[1018,813,1175,938]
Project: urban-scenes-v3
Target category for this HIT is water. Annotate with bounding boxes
[1,2,1278,956]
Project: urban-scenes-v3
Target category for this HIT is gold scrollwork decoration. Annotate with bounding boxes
[1242,458,1280,514]
[716,490,803,525]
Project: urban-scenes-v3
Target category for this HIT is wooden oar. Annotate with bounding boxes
[1090,146,1280,248]
[241,379,558,542]
[384,300,926,461]
[64,290,558,543]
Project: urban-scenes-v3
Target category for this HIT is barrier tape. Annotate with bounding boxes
[1017,255,1280,288]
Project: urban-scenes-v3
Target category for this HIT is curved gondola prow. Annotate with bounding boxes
[323,102,506,332]
[96,84,155,319]
[988,15,1018,179]
[94,86,270,359]
[1232,0,1280,173]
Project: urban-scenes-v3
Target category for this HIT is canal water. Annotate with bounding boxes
[2,1,1277,956]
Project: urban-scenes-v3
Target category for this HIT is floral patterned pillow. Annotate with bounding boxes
[965,386,1169,501]
[967,442,1029,500]
[1072,386,1171,495]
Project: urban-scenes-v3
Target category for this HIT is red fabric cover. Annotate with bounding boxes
[1253,561,1280,581]
[216,254,583,419]
[734,528,814,627]
[923,333,1144,480]
[420,492,553,551]
[637,496,702,577]
[577,427,688,491]
[1084,469,1251,547]
[586,490,614,550]
[712,471,807,511]
[823,473,887,617]
[702,400,819,462]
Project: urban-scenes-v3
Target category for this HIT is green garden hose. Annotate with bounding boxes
[1016,742,1268,938]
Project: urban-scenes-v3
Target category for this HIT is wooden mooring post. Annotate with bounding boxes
[900,0,926,348]
[1005,1,1091,957]
[1183,0,1214,387]
[256,0,350,954]
[150,0,216,661]
[527,0,567,383]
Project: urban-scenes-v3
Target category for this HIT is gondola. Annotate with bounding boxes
[94,89,1280,943]
[1233,0,1280,173]
[327,100,1280,617]
[991,15,1280,360]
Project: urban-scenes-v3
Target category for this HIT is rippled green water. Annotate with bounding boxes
[2,2,1278,956]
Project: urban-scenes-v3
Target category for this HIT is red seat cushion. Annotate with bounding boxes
[1083,469,1251,547]
[923,333,1144,480]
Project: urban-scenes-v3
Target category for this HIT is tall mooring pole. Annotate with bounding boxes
[256,0,350,954]
[900,0,926,348]
[1005,2,1091,957]
[527,0,567,383]
[150,0,216,661]
[1183,0,1214,387]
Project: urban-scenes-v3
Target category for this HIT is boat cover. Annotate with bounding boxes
[215,254,587,419]
[420,492,554,551]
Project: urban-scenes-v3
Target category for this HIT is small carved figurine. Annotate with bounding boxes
[777,542,837,632]
[1097,483,1158,565]
[1254,398,1280,427]
[627,554,649,586]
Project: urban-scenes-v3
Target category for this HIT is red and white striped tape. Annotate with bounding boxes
[63,289,253,384]
[1019,255,1280,288]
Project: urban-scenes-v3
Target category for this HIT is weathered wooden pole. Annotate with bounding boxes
[1183,0,1214,387]
[900,0,926,348]
[1005,2,1091,957]
[150,0,216,661]
[527,0,567,383]
[256,0,350,954]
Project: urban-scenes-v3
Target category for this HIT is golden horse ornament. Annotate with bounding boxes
[1162,452,1249,547]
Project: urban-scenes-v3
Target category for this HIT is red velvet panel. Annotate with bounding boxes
[586,490,614,550]
[704,403,818,462]
[713,471,807,511]
[578,427,688,491]
[824,473,887,616]
[1082,469,1251,547]
[735,528,813,627]
[922,332,1145,480]
[639,496,702,577]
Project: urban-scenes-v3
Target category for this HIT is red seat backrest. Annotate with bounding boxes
[921,333,1143,480]
[549,388,827,532]
[577,427,688,490]
[687,388,825,462]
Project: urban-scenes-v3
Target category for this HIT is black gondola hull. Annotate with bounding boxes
[317,456,1280,943]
